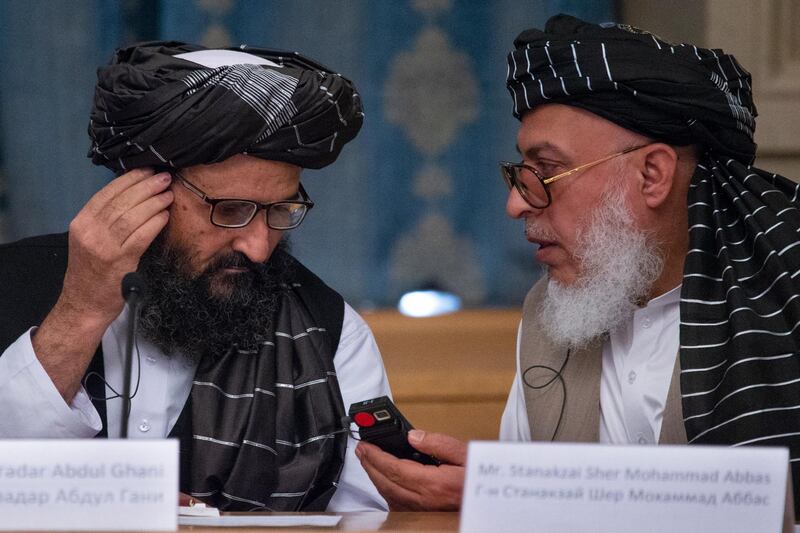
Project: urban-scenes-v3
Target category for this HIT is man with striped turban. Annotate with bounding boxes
[0,42,389,512]
[356,14,800,516]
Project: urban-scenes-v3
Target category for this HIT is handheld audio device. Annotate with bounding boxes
[349,396,440,466]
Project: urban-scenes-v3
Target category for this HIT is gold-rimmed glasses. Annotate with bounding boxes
[499,144,649,209]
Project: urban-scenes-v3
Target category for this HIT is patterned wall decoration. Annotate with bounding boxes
[0,0,614,308]
[383,1,485,304]
[0,1,151,240]
[195,0,235,47]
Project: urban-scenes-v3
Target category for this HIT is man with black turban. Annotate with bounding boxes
[0,42,390,512]
[356,14,800,517]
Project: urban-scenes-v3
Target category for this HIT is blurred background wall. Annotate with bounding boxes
[0,0,613,309]
[1,0,798,311]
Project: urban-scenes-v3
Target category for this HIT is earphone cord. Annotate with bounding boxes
[83,334,143,412]
[521,348,571,441]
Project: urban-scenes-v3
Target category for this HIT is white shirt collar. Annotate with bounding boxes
[643,283,681,310]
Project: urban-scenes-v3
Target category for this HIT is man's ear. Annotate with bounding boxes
[637,143,679,209]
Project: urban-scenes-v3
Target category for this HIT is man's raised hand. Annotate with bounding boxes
[32,168,173,401]
[61,168,173,321]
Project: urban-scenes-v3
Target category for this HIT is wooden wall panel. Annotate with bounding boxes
[361,309,521,441]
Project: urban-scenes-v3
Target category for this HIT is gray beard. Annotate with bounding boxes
[536,183,664,348]
[136,234,293,361]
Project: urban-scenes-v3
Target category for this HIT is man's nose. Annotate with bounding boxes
[230,212,276,264]
[506,187,538,219]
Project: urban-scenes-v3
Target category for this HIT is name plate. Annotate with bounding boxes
[0,440,178,531]
[461,442,789,533]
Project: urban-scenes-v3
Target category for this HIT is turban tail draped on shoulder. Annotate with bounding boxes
[88,41,363,171]
[86,42,364,511]
[508,14,800,510]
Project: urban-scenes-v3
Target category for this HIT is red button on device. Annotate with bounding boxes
[353,412,376,427]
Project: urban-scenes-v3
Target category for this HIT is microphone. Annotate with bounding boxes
[121,272,145,305]
[120,272,146,439]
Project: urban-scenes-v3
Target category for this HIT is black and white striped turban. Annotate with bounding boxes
[507,14,756,162]
[88,41,363,172]
[508,14,800,512]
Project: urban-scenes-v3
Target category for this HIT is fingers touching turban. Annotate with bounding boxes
[88,41,363,172]
[506,14,756,162]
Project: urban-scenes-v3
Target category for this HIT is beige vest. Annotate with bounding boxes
[519,279,687,445]
[519,282,799,530]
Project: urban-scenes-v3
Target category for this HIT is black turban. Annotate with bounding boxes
[508,15,800,515]
[88,41,363,172]
[507,14,756,162]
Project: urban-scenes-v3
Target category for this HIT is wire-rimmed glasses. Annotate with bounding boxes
[499,145,649,209]
[173,171,314,230]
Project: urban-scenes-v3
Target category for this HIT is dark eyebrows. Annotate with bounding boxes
[275,189,297,202]
[203,186,302,204]
[515,141,571,162]
[285,184,305,202]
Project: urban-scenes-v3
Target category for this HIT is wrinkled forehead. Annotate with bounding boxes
[181,154,302,199]
[516,104,640,159]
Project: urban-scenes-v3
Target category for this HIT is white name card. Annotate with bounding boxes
[461,442,789,533]
[0,440,178,531]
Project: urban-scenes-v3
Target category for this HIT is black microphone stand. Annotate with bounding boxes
[120,272,145,439]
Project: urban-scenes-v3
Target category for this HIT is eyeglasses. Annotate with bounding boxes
[173,172,314,230]
[499,145,649,209]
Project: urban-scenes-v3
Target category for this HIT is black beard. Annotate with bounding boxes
[136,234,294,361]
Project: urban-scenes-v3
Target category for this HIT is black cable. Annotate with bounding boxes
[83,333,142,404]
[521,349,571,441]
[335,417,363,441]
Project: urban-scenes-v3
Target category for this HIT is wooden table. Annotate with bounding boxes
[178,512,458,532]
